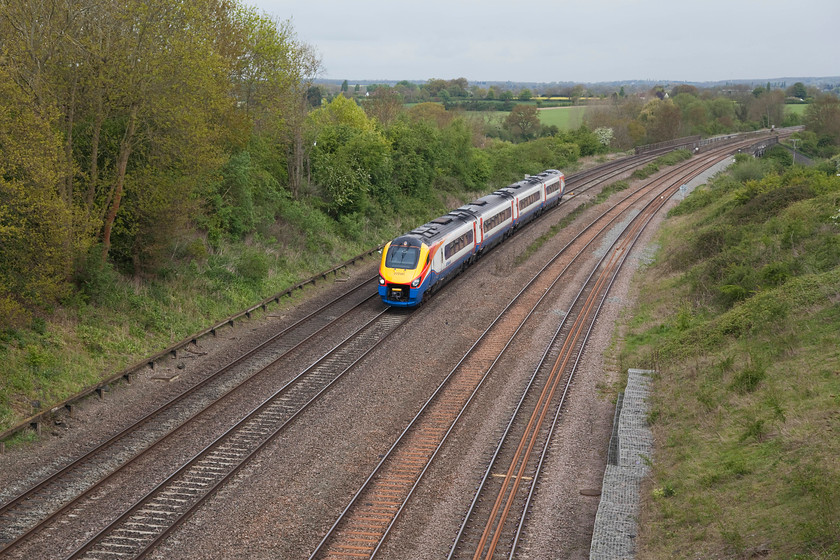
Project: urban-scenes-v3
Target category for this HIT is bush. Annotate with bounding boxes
[0,290,29,330]
[730,362,766,394]
[236,249,270,285]
[731,159,769,183]
[73,247,122,306]
[730,184,814,224]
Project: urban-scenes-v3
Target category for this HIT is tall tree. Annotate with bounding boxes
[789,82,808,100]
[639,99,682,143]
[233,10,321,198]
[95,0,241,265]
[362,86,404,127]
[0,63,71,324]
[804,95,840,145]
[747,89,785,129]
[504,104,541,141]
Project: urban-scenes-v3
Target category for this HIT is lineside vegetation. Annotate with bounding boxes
[617,149,840,558]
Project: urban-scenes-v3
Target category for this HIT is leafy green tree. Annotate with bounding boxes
[307,86,323,108]
[424,79,448,96]
[747,89,785,129]
[518,89,532,101]
[97,0,245,268]
[0,65,71,324]
[671,84,699,97]
[566,125,604,156]
[307,96,390,214]
[234,10,321,200]
[804,95,840,148]
[789,82,808,100]
[386,119,440,195]
[639,99,682,143]
[407,102,455,128]
[504,104,541,142]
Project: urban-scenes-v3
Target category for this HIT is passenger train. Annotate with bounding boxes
[379,169,566,307]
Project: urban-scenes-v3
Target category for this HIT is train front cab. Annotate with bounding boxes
[379,237,430,307]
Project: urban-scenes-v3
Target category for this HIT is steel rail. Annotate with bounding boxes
[467,172,670,559]
[64,307,408,560]
[0,290,382,556]
[0,276,378,552]
[508,151,721,558]
[476,176,670,558]
[454,144,758,559]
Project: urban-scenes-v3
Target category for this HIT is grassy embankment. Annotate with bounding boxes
[616,152,840,558]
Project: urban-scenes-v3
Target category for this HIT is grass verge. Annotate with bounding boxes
[616,156,840,558]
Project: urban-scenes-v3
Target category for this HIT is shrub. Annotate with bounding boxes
[0,290,29,330]
[730,360,766,394]
[236,250,270,285]
[731,159,768,183]
[669,187,715,217]
[730,184,815,224]
[73,247,122,306]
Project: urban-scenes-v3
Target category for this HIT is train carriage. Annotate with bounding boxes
[379,169,565,307]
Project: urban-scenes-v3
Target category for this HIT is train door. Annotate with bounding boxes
[473,221,478,253]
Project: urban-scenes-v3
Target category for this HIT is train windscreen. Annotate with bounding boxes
[385,246,420,269]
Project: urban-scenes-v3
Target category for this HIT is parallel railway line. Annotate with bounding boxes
[0,277,390,557]
[310,139,770,559]
[449,147,739,560]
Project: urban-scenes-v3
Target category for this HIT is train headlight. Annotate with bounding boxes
[379,275,386,285]
[411,277,421,288]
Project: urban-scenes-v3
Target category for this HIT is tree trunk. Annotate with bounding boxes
[86,77,105,216]
[63,67,78,206]
[288,95,307,199]
[102,103,137,262]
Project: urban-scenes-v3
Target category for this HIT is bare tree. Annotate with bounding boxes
[363,86,404,127]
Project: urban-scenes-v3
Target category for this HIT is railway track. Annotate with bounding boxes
[310,139,770,559]
[0,146,657,560]
[448,148,736,560]
[62,309,409,560]
[0,275,402,558]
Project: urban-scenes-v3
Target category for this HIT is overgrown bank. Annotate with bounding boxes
[616,151,840,558]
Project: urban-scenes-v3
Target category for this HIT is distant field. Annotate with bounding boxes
[537,106,586,130]
[785,103,808,116]
[466,106,587,132]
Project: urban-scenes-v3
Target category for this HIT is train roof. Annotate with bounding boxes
[397,169,564,246]
[502,169,563,192]
[406,208,477,244]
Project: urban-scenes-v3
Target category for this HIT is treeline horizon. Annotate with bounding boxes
[3,0,840,334]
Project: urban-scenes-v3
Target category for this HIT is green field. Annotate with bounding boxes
[785,103,808,116]
[537,106,587,130]
[466,106,587,132]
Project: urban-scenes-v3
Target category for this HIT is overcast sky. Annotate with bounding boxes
[246,0,838,84]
